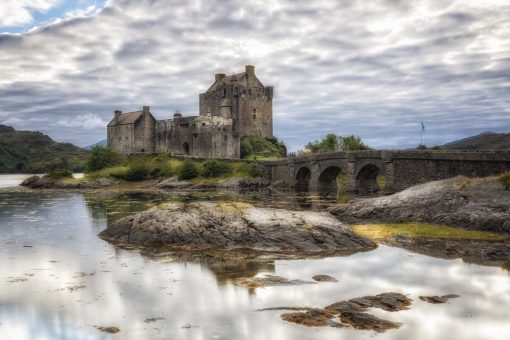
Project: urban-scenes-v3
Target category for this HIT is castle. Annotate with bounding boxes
[107,65,273,158]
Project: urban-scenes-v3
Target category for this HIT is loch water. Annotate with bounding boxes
[1,175,510,340]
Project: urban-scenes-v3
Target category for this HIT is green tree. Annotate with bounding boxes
[302,134,370,154]
[85,146,122,172]
[338,135,370,151]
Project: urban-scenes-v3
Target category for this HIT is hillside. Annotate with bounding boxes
[442,131,510,151]
[0,125,89,173]
[85,139,107,150]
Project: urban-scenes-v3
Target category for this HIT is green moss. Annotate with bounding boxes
[352,222,506,241]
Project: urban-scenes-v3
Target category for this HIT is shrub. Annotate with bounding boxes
[240,135,286,159]
[85,146,122,172]
[124,163,150,181]
[47,168,73,179]
[234,162,266,178]
[416,144,427,150]
[201,160,231,178]
[178,160,199,180]
[499,171,510,190]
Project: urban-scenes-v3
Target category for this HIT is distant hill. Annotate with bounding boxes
[85,139,107,150]
[442,131,510,151]
[0,124,89,173]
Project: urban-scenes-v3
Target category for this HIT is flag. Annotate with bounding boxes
[421,121,425,132]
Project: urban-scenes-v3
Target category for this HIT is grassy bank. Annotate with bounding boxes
[352,222,506,241]
[84,153,265,183]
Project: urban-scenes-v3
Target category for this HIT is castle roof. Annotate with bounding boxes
[107,110,143,126]
[207,72,247,92]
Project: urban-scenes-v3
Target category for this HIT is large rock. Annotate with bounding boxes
[99,202,376,253]
[329,176,510,233]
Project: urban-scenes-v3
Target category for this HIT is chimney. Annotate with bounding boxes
[245,65,254,77]
[114,110,122,118]
[215,73,226,82]
[143,106,150,113]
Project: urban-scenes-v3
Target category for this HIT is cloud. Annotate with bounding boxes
[0,0,509,149]
[0,0,61,27]
[57,113,108,130]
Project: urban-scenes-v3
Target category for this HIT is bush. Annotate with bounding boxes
[499,171,510,190]
[201,160,231,178]
[178,160,199,180]
[85,146,122,172]
[124,163,150,181]
[234,162,266,178]
[47,168,73,179]
[240,135,286,159]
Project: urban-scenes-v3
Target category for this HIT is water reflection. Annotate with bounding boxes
[1,189,510,339]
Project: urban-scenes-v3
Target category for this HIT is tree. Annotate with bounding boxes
[301,134,370,154]
[85,146,122,172]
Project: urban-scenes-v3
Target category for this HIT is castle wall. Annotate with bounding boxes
[108,124,135,154]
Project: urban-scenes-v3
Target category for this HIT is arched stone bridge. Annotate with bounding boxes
[260,150,510,194]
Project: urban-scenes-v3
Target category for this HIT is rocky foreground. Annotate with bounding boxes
[99,202,375,254]
[330,176,510,233]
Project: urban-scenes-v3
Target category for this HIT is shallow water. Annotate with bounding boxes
[1,180,510,339]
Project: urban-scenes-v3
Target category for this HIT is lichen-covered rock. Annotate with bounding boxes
[99,202,376,254]
[329,176,510,233]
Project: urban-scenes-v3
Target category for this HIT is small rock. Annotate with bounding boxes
[20,175,40,187]
[96,326,120,334]
[419,294,460,304]
[312,275,338,282]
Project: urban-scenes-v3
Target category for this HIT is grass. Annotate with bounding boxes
[499,171,510,190]
[352,222,506,241]
[83,154,265,183]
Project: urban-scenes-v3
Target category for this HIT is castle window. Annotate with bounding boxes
[222,88,226,98]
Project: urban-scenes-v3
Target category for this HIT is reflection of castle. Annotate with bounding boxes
[107,65,273,158]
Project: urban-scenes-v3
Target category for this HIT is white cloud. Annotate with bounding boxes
[0,0,61,27]
[57,113,108,130]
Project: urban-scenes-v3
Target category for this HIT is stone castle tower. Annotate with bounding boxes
[107,65,273,158]
[199,65,273,137]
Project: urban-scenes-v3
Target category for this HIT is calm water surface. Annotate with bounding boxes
[1,176,510,339]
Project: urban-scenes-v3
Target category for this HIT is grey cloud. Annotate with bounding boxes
[0,0,509,149]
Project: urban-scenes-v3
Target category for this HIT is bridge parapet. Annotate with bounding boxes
[260,150,510,194]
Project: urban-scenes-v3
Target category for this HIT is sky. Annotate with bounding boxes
[0,0,509,150]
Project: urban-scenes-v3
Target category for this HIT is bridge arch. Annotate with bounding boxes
[295,166,312,191]
[318,166,343,194]
[355,164,381,193]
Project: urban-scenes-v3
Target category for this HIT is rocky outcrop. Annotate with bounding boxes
[330,176,510,232]
[99,202,376,254]
[260,292,414,332]
[20,175,118,189]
